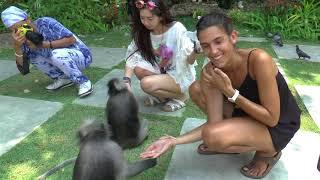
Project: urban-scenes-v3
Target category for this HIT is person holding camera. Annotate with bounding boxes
[1,6,93,97]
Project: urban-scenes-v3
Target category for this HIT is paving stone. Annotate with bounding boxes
[272,44,320,62]
[73,69,185,117]
[89,47,127,69]
[0,60,19,82]
[295,85,320,128]
[0,95,63,156]
[165,118,320,180]
[238,37,268,42]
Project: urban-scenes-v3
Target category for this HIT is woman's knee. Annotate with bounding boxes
[202,123,229,150]
[51,49,69,60]
[189,81,204,104]
[140,76,156,92]
[134,67,153,80]
[189,81,199,99]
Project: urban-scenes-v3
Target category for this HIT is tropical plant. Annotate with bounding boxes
[287,0,320,40]
[0,0,130,34]
[236,0,320,41]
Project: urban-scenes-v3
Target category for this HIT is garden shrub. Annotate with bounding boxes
[230,0,320,41]
[0,0,129,34]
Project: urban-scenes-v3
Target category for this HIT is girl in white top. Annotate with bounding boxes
[124,0,199,112]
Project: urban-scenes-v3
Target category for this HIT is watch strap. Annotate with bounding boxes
[228,89,239,103]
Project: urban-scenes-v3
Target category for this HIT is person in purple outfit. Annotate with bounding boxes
[1,6,93,97]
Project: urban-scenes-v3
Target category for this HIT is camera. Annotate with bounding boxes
[16,24,44,47]
[16,24,33,35]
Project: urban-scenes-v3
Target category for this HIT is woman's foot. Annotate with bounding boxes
[240,151,282,179]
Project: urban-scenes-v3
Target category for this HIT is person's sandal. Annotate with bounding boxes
[162,99,186,112]
[240,151,282,179]
[197,144,239,155]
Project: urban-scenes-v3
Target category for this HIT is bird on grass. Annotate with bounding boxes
[272,33,283,47]
[296,45,311,60]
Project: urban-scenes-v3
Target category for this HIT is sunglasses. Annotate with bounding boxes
[135,0,157,10]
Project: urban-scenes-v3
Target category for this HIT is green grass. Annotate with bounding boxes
[0,48,14,60]
[0,17,319,179]
[278,59,320,133]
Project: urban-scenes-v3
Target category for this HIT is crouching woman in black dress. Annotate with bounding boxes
[141,12,301,179]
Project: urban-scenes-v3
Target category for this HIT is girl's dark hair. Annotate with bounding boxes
[196,11,234,37]
[130,0,174,65]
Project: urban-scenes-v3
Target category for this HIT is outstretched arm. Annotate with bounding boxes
[140,123,204,159]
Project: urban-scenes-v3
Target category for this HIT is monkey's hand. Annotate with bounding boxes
[140,136,176,159]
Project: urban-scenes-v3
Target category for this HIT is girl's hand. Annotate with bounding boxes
[12,29,26,47]
[200,62,216,88]
[153,48,160,57]
[211,68,234,96]
[125,82,132,92]
[201,63,234,96]
[140,136,176,159]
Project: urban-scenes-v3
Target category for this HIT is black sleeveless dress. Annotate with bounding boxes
[232,49,301,151]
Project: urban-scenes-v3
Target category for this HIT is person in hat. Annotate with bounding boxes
[1,6,93,97]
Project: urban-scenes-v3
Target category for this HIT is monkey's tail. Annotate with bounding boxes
[37,157,77,180]
[125,158,157,177]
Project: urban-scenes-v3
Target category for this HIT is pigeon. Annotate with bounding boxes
[296,45,311,60]
[272,32,283,47]
[266,32,273,38]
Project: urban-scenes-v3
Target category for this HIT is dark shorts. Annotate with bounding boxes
[232,108,300,152]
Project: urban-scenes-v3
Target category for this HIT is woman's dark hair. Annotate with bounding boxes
[130,0,174,65]
[196,11,234,37]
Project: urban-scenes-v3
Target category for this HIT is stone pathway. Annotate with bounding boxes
[89,47,127,69]
[238,36,268,42]
[0,95,63,156]
[165,118,320,180]
[272,44,320,62]
[73,69,185,117]
[0,60,19,82]
[295,85,320,128]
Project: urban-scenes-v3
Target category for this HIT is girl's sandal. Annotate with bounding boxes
[162,99,186,112]
[240,151,282,179]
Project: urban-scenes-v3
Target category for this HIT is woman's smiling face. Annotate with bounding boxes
[198,25,237,68]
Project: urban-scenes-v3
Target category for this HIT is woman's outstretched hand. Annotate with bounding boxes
[140,136,176,159]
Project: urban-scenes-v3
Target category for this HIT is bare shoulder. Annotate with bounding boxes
[248,48,277,79]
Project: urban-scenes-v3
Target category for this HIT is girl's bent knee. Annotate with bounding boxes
[202,124,228,150]
[189,82,200,99]
[140,77,155,92]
